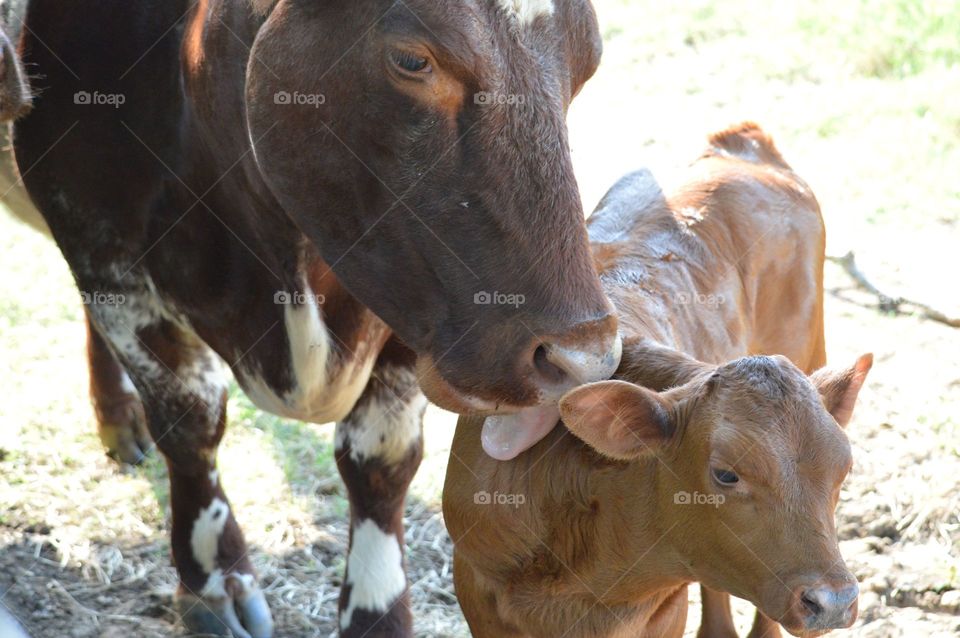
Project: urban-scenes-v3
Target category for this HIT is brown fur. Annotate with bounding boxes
[445,124,871,638]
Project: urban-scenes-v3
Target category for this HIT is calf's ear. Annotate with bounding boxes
[810,353,873,428]
[559,380,675,460]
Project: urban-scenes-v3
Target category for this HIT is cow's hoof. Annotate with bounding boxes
[175,581,273,638]
[95,397,151,465]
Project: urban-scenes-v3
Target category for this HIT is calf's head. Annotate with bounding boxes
[559,352,873,637]
[245,0,620,418]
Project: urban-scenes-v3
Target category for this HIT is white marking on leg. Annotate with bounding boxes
[191,497,229,595]
[208,468,219,487]
[340,519,406,631]
[335,367,425,465]
[118,369,137,395]
[200,568,227,598]
[87,274,227,427]
[498,0,554,26]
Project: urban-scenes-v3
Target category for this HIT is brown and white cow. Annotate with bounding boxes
[444,124,872,638]
[10,1,621,636]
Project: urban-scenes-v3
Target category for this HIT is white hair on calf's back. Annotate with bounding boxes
[498,0,555,25]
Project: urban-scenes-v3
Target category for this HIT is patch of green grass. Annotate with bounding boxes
[816,113,845,138]
[137,453,171,513]
[799,0,960,78]
[228,385,340,498]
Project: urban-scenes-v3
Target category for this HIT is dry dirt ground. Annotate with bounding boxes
[1,1,959,637]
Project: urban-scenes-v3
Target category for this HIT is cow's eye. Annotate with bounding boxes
[391,50,431,74]
[712,468,740,486]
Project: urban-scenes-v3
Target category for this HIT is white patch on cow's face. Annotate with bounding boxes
[498,0,554,25]
[340,519,406,631]
[238,284,375,424]
[191,497,229,578]
[335,367,425,465]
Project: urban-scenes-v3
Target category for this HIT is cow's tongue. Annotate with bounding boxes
[481,405,560,461]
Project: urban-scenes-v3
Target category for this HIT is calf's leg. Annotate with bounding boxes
[335,341,425,638]
[745,612,782,638]
[697,586,739,638]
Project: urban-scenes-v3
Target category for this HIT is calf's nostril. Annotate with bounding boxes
[801,592,823,617]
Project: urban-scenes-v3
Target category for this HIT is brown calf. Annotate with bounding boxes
[444,123,872,638]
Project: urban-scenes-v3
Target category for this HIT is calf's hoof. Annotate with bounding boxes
[95,397,151,465]
[175,578,273,638]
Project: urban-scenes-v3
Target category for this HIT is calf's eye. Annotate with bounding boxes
[712,468,740,486]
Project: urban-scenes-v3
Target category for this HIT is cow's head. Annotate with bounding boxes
[560,351,873,637]
[245,0,620,421]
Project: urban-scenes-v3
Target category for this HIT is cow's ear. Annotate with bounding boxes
[810,353,873,428]
[559,380,675,460]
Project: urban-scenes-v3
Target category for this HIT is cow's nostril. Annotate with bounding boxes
[533,344,567,386]
[526,326,621,400]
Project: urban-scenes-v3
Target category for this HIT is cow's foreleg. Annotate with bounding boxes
[85,309,151,464]
[87,284,273,638]
[335,341,425,638]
